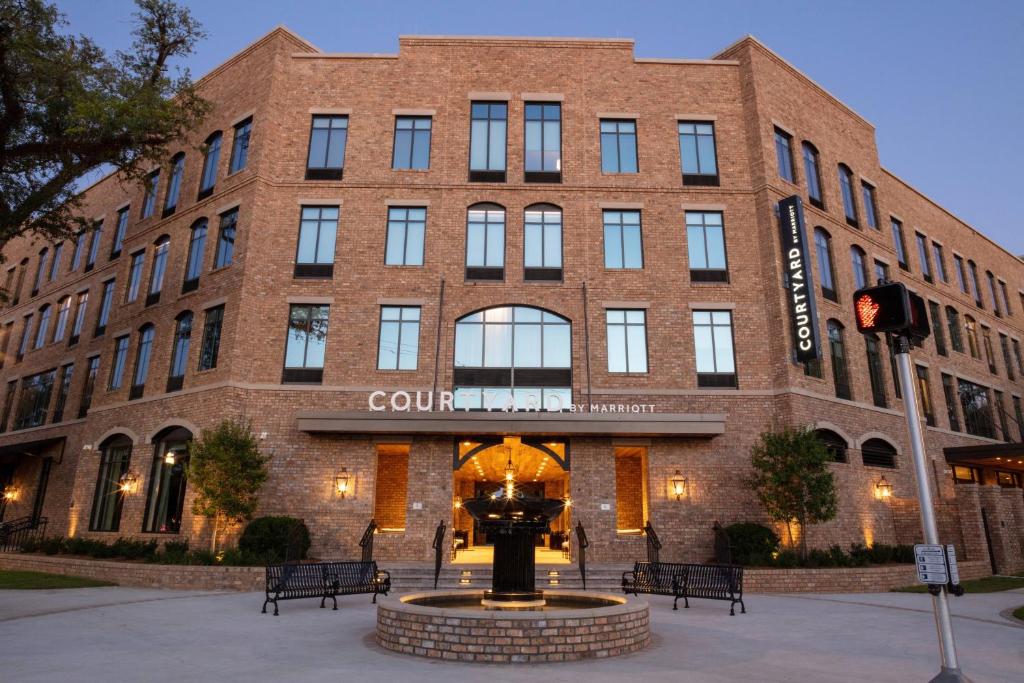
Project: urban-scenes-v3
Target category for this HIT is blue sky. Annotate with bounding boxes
[56,0,1024,255]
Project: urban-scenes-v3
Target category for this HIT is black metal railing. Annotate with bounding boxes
[0,515,47,552]
[359,519,377,563]
[575,521,589,590]
[644,520,661,564]
[431,520,446,589]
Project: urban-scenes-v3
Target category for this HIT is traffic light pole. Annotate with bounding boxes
[892,333,971,683]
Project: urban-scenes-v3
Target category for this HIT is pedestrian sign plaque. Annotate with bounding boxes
[914,544,948,584]
[946,544,960,585]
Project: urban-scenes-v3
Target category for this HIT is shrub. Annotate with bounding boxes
[239,516,311,563]
[40,536,64,555]
[773,550,801,568]
[725,522,780,566]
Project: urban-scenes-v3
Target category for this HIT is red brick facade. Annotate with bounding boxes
[0,30,1021,573]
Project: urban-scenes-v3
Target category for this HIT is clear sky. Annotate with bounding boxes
[55,0,1024,256]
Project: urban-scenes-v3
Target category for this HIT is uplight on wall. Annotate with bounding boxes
[335,468,350,498]
[875,475,893,500]
[671,470,689,501]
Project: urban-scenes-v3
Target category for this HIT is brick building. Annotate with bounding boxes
[0,28,1021,572]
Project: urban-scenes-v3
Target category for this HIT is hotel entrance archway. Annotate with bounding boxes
[452,436,570,564]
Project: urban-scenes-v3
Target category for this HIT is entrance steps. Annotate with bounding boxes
[380,562,633,592]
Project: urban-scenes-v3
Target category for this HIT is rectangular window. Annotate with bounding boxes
[465,206,505,280]
[86,221,102,271]
[941,373,960,432]
[69,291,88,345]
[469,102,507,181]
[283,304,329,383]
[606,309,647,373]
[89,442,131,532]
[523,206,562,281]
[994,390,1010,441]
[967,260,983,307]
[998,281,1012,316]
[0,322,10,369]
[14,369,55,430]
[183,220,206,291]
[982,326,997,374]
[958,379,995,439]
[874,259,890,284]
[34,305,51,349]
[915,233,932,282]
[147,238,169,305]
[295,206,339,277]
[16,314,31,361]
[916,365,935,427]
[0,380,16,433]
[198,132,221,198]
[198,305,224,371]
[860,182,878,229]
[1000,333,1015,381]
[679,121,718,185]
[125,251,144,303]
[48,242,63,281]
[839,166,858,226]
[377,306,420,371]
[229,117,252,174]
[614,446,648,533]
[78,356,100,418]
[214,209,237,268]
[111,207,129,258]
[1013,338,1024,376]
[600,119,638,174]
[929,301,946,356]
[129,327,154,400]
[305,115,348,180]
[108,335,129,390]
[1014,396,1024,442]
[163,154,184,217]
[865,335,888,408]
[932,243,948,283]
[524,103,561,181]
[95,279,114,337]
[692,310,737,388]
[891,219,908,270]
[686,211,728,282]
[52,363,73,423]
[53,296,70,343]
[774,128,794,182]
[603,210,643,269]
[143,440,189,533]
[392,116,431,170]
[953,254,968,293]
[373,445,409,532]
[385,207,426,267]
[986,271,1002,317]
[141,170,159,219]
[70,230,86,270]
[32,250,47,295]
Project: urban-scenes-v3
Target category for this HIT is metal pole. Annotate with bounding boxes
[893,335,971,683]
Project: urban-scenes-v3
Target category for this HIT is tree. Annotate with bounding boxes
[0,0,208,261]
[746,426,838,559]
[188,418,269,552]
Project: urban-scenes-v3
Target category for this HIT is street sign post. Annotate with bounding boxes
[915,544,948,585]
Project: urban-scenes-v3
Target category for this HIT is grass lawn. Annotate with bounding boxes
[1014,605,1024,621]
[0,570,116,589]
[893,575,1024,594]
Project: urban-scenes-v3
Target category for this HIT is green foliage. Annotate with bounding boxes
[724,522,780,566]
[187,418,268,524]
[0,0,209,263]
[20,535,266,566]
[239,516,311,563]
[741,542,917,568]
[746,426,839,557]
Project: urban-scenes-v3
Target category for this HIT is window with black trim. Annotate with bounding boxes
[838,164,858,227]
[891,218,908,270]
[141,169,159,219]
[942,373,960,432]
[89,435,131,532]
[283,304,329,383]
[1012,338,1024,376]
[229,117,252,174]
[860,181,878,229]
[86,221,102,271]
[523,204,562,281]
[52,363,73,423]
[67,291,87,347]
[999,333,1014,381]
[53,296,70,343]
[167,311,192,392]
[692,310,736,388]
[34,304,50,349]
[295,206,338,277]
[129,324,154,400]
[78,356,99,418]
[967,259,983,308]
[14,368,55,430]
[198,131,221,199]
[928,301,946,356]
[964,315,980,358]
[465,204,505,281]
[607,309,647,373]
[861,438,897,468]
[814,228,838,301]
[96,280,115,337]
[146,235,169,306]
[1014,396,1024,441]
[109,335,130,390]
[524,103,561,182]
[385,207,425,266]
[865,334,888,408]
[686,211,727,282]
[163,153,184,217]
[802,141,823,207]
[915,233,932,282]
[31,247,47,296]
[986,271,1001,317]
[603,210,643,269]
[377,306,420,370]
[111,206,129,258]
[48,241,63,281]
[774,128,794,183]
[998,280,1012,316]
[125,250,145,303]
[306,115,348,180]
[953,254,968,293]
[600,119,638,174]
[392,116,431,170]
[814,429,848,463]
[981,325,997,375]
[214,209,236,268]
[469,102,507,181]
[850,245,868,290]
[958,378,995,439]
[16,313,31,362]
[916,364,935,426]
[932,242,948,283]
[994,390,1010,441]
[0,322,10,369]
[0,380,14,433]
[874,259,890,285]
[182,219,206,292]
[828,319,851,400]
[679,121,718,185]
[70,230,86,271]
[143,427,192,533]
[945,306,964,353]
[198,305,223,371]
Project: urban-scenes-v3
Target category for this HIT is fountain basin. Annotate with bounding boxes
[376,590,650,663]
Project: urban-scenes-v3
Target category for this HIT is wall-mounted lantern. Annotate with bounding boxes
[335,468,350,498]
[453,495,462,509]
[875,475,893,500]
[118,473,139,495]
[671,470,689,501]
[2,486,20,502]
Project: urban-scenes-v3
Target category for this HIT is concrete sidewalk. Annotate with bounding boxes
[1,587,1021,682]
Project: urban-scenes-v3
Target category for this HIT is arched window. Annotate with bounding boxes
[864,334,888,408]
[454,305,571,410]
[964,315,980,359]
[130,324,155,400]
[53,296,71,343]
[814,429,848,463]
[164,152,185,215]
[90,434,133,532]
[814,228,837,301]
[143,426,192,533]
[34,304,51,349]
[183,219,207,292]
[524,204,562,280]
[850,245,868,289]
[465,203,505,280]
[198,131,222,199]
[861,438,897,468]
[838,163,858,226]
[147,235,170,304]
[802,142,823,207]
[167,311,193,392]
[828,319,851,400]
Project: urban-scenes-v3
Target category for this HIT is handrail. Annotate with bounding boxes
[431,520,446,589]
[644,520,661,564]
[0,515,47,552]
[575,520,589,589]
[359,519,377,563]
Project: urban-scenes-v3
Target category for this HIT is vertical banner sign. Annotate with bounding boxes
[778,195,822,363]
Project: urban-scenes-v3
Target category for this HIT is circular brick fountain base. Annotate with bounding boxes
[376,590,651,663]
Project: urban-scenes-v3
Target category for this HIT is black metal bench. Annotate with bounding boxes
[623,561,745,615]
[262,560,391,615]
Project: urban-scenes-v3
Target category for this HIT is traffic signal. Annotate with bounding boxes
[853,282,911,334]
[907,291,931,343]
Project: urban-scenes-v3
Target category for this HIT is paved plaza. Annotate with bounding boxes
[1,587,1021,682]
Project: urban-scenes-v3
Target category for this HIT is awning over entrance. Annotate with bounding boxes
[0,436,65,462]
[296,410,726,437]
[944,442,1024,473]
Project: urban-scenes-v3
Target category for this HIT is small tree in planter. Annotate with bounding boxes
[746,426,838,559]
[188,418,268,552]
